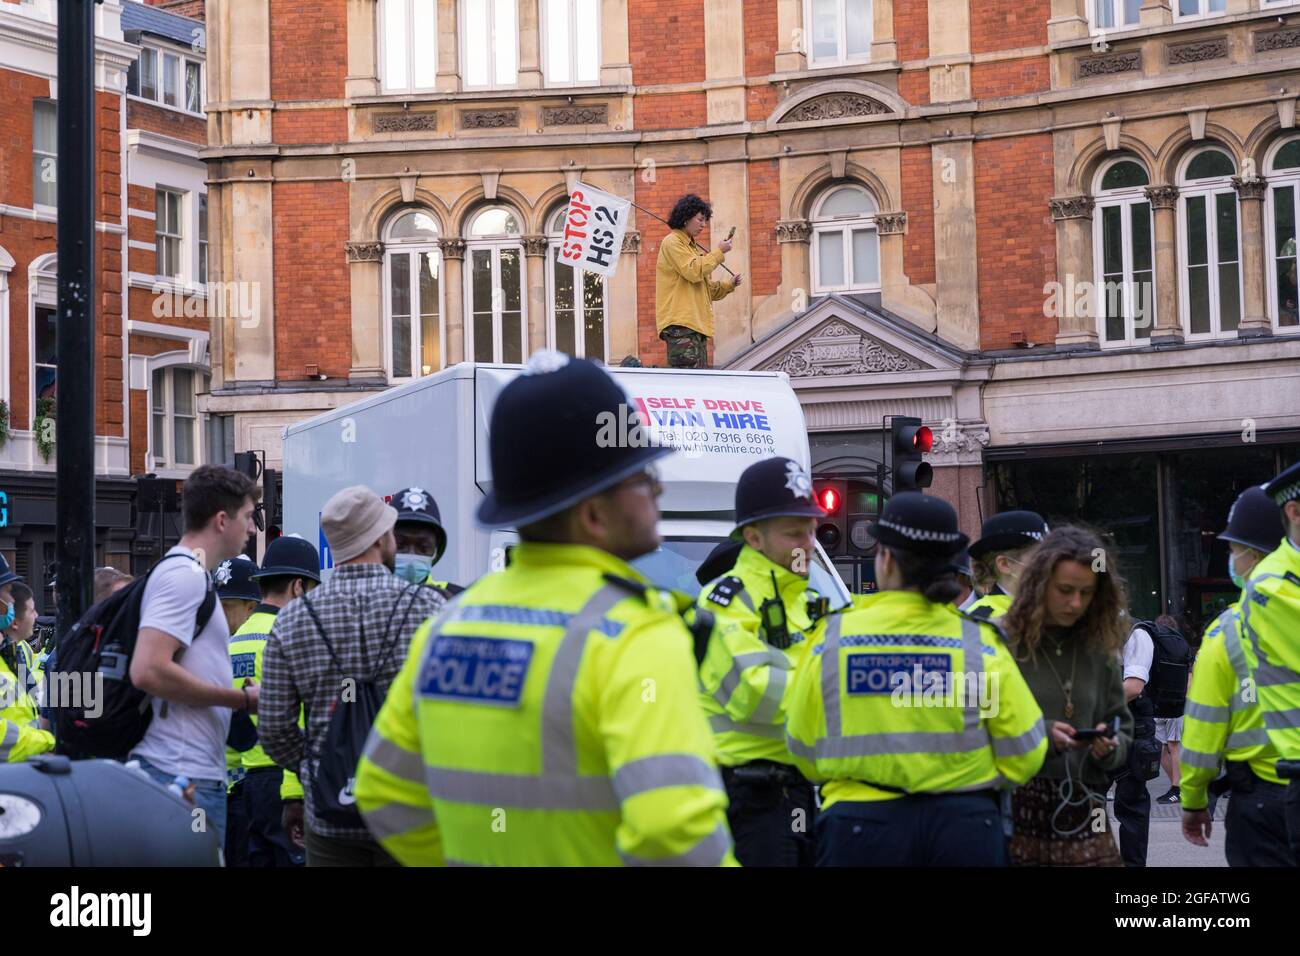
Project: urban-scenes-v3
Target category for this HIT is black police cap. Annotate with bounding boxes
[251,534,322,584]
[1217,486,1284,555]
[868,492,969,557]
[968,510,1049,559]
[733,457,825,533]
[390,486,448,563]
[213,555,261,602]
[477,352,672,529]
[1263,461,1300,508]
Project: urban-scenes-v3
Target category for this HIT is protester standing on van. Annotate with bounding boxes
[259,485,443,867]
[655,194,742,369]
[128,465,263,849]
[696,456,830,867]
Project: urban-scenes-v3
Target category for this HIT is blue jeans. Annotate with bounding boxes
[129,755,229,855]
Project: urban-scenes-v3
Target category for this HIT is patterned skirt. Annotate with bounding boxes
[1009,776,1123,867]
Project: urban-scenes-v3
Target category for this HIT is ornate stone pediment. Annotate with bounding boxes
[779,94,892,124]
[757,320,925,378]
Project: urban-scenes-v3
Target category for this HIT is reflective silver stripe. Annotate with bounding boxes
[1222,614,1249,684]
[542,584,627,777]
[1185,701,1230,723]
[1181,747,1221,770]
[619,822,731,867]
[612,754,723,803]
[821,612,843,737]
[1227,727,1270,748]
[811,727,990,759]
[0,722,19,761]
[444,858,480,867]
[735,587,755,614]
[1256,662,1300,687]
[785,733,816,762]
[750,665,789,724]
[425,766,618,810]
[362,731,426,785]
[959,617,984,732]
[709,714,785,740]
[362,800,436,841]
[991,719,1046,758]
[1263,708,1300,732]
[712,648,791,710]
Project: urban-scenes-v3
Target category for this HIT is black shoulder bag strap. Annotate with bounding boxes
[372,584,425,680]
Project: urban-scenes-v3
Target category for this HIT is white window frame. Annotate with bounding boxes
[541,0,601,88]
[129,42,205,117]
[464,207,527,363]
[382,210,446,381]
[1176,148,1243,341]
[155,187,186,280]
[198,193,208,285]
[1171,0,1228,20]
[1092,158,1156,349]
[32,99,57,212]
[803,0,873,69]
[544,207,608,360]
[29,255,58,431]
[1264,135,1300,336]
[809,184,881,295]
[379,0,439,93]
[1088,0,1142,33]
[148,361,210,476]
[459,0,520,91]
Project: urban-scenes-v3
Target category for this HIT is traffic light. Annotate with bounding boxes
[814,479,846,555]
[889,416,933,492]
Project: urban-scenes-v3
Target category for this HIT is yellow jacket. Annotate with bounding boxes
[354,542,736,866]
[0,655,53,762]
[654,229,734,338]
[1239,539,1300,761]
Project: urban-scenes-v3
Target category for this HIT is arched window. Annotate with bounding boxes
[1093,157,1154,347]
[810,183,879,294]
[1265,136,1300,332]
[545,206,606,361]
[383,208,443,379]
[465,204,526,363]
[1178,147,1240,339]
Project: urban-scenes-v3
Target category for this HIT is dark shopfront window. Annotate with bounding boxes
[991,443,1296,639]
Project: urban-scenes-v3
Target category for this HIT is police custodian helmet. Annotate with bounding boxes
[213,554,260,602]
[1218,486,1285,555]
[251,534,322,584]
[868,492,969,557]
[391,486,448,563]
[477,351,673,529]
[732,456,825,534]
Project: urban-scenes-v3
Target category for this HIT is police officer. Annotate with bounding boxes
[953,549,977,611]
[389,487,463,596]
[1181,487,1294,865]
[0,555,53,762]
[1240,462,1300,863]
[966,510,1049,619]
[214,554,262,866]
[696,456,828,867]
[355,352,734,866]
[785,492,1048,866]
[231,535,322,867]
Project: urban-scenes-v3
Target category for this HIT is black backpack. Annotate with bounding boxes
[300,584,424,829]
[1134,620,1191,719]
[50,552,217,761]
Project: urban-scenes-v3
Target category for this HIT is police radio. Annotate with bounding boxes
[759,571,792,650]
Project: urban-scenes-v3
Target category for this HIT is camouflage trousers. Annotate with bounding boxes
[660,325,710,369]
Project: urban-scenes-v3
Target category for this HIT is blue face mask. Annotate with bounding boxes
[1229,552,1247,590]
[393,553,432,586]
[0,602,13,632]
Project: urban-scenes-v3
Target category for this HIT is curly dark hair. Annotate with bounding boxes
[1002,525,1130,664]
[668,194,712,230]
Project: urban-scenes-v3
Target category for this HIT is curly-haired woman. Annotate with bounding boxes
[1002,526,1134,866]
[654,194,743,368]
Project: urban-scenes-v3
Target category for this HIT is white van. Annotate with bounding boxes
[281,363,851,607]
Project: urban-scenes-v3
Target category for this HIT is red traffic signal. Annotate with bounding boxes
[889,416,934,492]
[817,486,840,513]
[912,425,933,453]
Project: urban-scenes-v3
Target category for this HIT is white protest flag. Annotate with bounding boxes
[557,182,631,279]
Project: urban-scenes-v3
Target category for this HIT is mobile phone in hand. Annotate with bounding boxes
[726,226,736,241]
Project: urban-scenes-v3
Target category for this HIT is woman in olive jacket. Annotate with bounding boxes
[1002,526,1134,867]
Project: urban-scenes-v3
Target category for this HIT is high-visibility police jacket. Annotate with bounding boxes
[230,605,304,800]
[696,545,826,767]
[966,585,1011,622]
[1239,539,1300,761]
[0,655,53,762]
[784,590,1047,808]
[1180,605,1282,811]
[354,541,736,867]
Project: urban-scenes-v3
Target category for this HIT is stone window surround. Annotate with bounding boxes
[1052,0,1300,45]
[1175,145,1245,342]
[348,0,632,99]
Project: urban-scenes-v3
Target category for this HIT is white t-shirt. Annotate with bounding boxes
[131,546,232,781]
[1122,627,1154,684]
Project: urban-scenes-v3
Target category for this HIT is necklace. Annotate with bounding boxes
[1042,635,1079,720]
